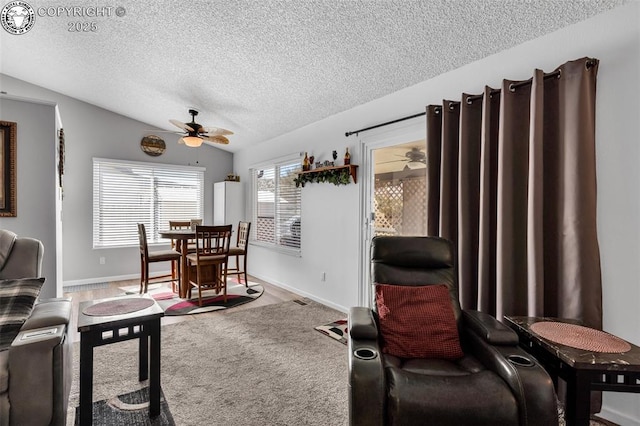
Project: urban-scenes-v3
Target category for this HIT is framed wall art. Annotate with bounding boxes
[0,121,17,217]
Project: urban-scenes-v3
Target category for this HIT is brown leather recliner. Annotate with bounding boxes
[348,236,558,426]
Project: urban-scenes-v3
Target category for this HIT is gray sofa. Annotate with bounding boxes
[0,230,72,426]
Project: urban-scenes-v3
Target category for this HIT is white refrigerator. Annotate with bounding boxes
[213,181,244,229]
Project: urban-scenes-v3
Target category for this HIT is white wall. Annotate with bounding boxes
[235,3,640,424]
[0,75,235,285]
[0,98,59,298]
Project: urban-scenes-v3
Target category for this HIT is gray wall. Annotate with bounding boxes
[0,74,234,285]
[0,98,59,298]
[234,3,640,424]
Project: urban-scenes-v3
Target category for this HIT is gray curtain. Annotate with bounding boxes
[426,57,602,331]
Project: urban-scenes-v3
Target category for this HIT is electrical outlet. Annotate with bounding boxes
[321,272,326,281]
[99,256,105,265]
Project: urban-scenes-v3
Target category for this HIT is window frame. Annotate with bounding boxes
[92,157,205,249]
[249,153,302,256]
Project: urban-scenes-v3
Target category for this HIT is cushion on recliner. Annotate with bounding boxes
[386,366,519,425]
[375,283,463,359]
[0,277,45,350]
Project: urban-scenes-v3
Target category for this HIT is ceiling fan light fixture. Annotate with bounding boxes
[182,136,203,147]
[407,160,426,170]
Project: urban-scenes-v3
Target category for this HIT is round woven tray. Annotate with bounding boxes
[530,321,631,353]
[83,298,155,316]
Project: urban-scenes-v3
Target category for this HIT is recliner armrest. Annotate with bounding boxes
[462,311,559,426]
[22,298,72,331]
[349,306,378,340]
[9,324,70,426]
[348,307,385,426]
[463,310,519,345]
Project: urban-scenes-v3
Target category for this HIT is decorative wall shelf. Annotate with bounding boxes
[294,164,358,187]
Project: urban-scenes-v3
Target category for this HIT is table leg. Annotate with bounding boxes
[565,370,591,426]
[139,327,148,381]
[79,333,94,426]
[149,319,162,417]
[180,240,188,298]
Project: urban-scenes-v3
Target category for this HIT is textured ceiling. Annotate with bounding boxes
[0,0,628,152]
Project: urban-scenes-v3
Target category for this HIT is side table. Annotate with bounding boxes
[504,316,640,426]
[77,296,164,425]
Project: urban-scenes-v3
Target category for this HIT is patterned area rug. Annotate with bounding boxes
[74,387,174,426]
[314,318,348,345]
[120,278,263,316]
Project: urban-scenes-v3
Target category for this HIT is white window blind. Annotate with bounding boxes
[93,158,204,248]
[251,157,301,253]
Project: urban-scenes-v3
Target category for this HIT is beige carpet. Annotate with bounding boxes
[66,300,348,426]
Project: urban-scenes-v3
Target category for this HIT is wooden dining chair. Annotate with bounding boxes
[137,223,182,294]
[168,220,196,290]
[186,225,233,306]
[227,221,251,287]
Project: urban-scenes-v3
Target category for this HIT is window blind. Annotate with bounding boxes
[251,157,301,252]
[93,158,204,248]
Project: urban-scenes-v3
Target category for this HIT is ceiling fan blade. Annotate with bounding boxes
[169,119,194,132]
[378,159,408,165]
[201,134,230,145]
[201,127,234,136]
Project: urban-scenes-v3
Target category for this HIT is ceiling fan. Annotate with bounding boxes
[380,147,427,170]
[168,109,233,147]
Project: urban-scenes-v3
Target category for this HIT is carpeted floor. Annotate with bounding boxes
[67,300,348,426]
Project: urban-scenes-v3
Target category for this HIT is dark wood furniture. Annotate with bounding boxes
[186,225,232,306]
[227,221,251,286]
[168,221,197,291]
[158,229,196,298]
[77,296,164,426]
[504,316,640,426]
[137,223,181,294]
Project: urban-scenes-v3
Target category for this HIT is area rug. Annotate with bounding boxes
[66,300,348,426]
[120,278,264,316]
[315,318,348,345]
[74,387,175,426]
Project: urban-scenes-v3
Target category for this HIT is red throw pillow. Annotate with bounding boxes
[375,283,463,359]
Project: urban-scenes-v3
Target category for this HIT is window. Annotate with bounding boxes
[251,156,302,253]
[93,158,204,248]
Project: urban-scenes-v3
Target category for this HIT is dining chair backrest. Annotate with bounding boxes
[169,220,191,230]
[195,225,232,256]
[169,220,192,247]
[236,221,251,250]
[137,223,149,258]
[190,218,203,230]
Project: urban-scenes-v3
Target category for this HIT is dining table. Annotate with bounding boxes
[158,229,196,298]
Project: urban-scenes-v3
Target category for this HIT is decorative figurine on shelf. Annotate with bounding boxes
[344,147,351,165]
[332,150,338,161]
[309,155,315,168]
[303,152,310,171]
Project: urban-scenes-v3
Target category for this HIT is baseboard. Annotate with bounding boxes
[62,270,171,288]
[249,271,348,314]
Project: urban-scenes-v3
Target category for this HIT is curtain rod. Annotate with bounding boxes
[345,112,426,137]
[345,58,598,137]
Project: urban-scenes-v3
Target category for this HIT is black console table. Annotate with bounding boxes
[504,316,640,426]
[77,296,164,425]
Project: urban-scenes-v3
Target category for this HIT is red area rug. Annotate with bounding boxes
[120,278,263,316]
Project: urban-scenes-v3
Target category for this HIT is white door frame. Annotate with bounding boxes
[357,118,426,307]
